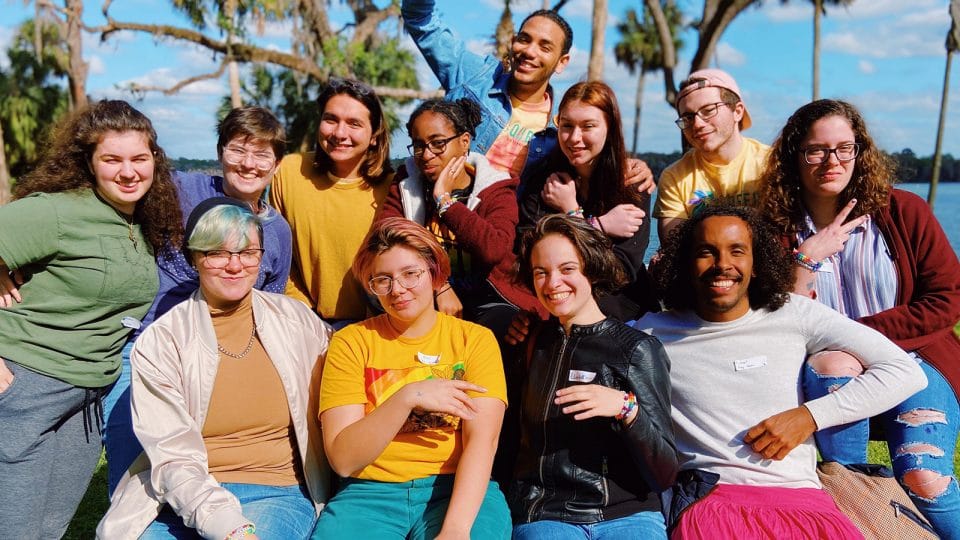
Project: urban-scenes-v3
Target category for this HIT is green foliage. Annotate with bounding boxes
[218,35,420,154]
[0,19,70,179]
[889,149,959,183]
[615,3,683,76]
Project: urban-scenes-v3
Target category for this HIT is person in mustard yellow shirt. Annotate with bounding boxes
[312,217,510,539]
[270,78,392,326]
[654,69,770,239]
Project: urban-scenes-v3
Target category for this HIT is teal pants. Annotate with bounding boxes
[312,474,510,539]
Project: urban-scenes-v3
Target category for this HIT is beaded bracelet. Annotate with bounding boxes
[615,391,637,421]
[437,198,457,217]
[434,191,451,207]
[792,249,823,273]
[566,207,584,217]
[226,523,256,539]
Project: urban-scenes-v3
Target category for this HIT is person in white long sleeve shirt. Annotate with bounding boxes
[633,204,926,539]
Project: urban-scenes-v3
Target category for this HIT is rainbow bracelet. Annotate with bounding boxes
[566,207,584,217]
[615,391,637,422]
[225,523,256,539]
[792,249,823,272]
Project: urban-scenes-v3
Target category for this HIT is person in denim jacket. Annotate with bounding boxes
[401,0,655,196]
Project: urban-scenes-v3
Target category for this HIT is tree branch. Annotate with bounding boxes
[126,58,228,96]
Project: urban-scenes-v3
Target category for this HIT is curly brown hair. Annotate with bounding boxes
[516,214,627,297]
[759,99,895,234]
[654,204,793,313]
[13,100,182,252]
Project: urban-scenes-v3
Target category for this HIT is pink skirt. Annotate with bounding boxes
[672,484,863,540]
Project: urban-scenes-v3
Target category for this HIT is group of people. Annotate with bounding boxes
[0,1,958,539]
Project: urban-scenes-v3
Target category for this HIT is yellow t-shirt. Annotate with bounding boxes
[320,312,507,483]
[654,137,770,219]
[269,153,391,320]
[485,94,551,177]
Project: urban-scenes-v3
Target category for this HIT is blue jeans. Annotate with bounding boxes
[512,511,666,540]
[102,340,140,495]
[140,482,315,540]
[803,359,960,538]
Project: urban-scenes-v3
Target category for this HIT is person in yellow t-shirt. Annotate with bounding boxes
[654,69,770,240]
[312,217,510,540]
[269,78,393,325]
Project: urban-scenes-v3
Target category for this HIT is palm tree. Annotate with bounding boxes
[615,4,682,155]
[929,0,960,207]
[587,0,609,80]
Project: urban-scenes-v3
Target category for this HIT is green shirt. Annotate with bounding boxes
[0,190,159,387]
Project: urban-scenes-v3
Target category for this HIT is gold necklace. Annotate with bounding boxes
[217,325,257,359]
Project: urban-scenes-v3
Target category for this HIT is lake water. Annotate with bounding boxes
[645,182,960,261]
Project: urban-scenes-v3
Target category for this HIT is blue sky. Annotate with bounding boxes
[2,0,957,161]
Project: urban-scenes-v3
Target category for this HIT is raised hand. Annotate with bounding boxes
[598,203,645,238]
[797,198,869,262]
[624,158,655,195]
[434,154,468,200]
[541,172,579,214]
[435,286,464,318]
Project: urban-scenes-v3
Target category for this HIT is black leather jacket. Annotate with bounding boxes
[509,318,678,524]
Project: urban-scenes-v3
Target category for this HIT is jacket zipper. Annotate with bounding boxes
[601,455,609,511]
[528,333,569,522]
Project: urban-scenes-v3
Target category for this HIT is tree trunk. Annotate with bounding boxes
[632,69,646,156]
[65,0,88,109]
[689,0,756,73]
[587,0,607,81]
[228,61,243,108]
[929,50,953,208]
[646,0,678,106]
[813,0,821,101]
[0,121,11,206]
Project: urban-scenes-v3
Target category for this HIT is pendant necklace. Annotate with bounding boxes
[217,325,257,359]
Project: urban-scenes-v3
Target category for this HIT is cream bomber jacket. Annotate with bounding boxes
[97,289,333,539]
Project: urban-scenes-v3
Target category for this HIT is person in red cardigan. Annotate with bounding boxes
[377,98,544,335]
[759,98,960,538]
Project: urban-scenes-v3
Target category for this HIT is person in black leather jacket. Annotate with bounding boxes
[509,214,678,539]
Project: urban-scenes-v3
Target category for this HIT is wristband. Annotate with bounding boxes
[792,249,823,272]
[615,391,637,421]
[437,199,456,217]
[566,207,584,217]
[434,191,451,207]
[433,285,452,298]
[226,523,256,539]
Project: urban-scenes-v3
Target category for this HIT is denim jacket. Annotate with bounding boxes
[401,0,558,190]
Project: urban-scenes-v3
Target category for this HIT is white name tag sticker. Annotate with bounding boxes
[417,352,440,365]
[568,370,596,383]
[120,316,142,330]
[734,356,767,372]
[818,261,834,273]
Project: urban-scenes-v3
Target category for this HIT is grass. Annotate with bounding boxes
[64,326,960,537]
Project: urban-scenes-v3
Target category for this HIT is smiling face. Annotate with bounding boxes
[510,15,570,92]
[409,111,470,183]
[557,100,608,177]
[798,114,857,207]
[220,135,277,205]
[530,233,598,330]
[370,245,436,333]
[677,87,743,163]
[193,224,261,310]
[317,94,375,178]
[92,130,155,215]
[690,216,754,322]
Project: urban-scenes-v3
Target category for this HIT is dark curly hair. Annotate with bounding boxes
[759,99,895,234]
[518,9,573,55]
[13,100,182,252]
[406,98,482,140]
[654,204,793,313]
[516,214,627,297]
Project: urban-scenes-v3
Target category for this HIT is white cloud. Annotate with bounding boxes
[244,18,295,40]
[764,3,813,23]
[857,59,875,74]
[466,38,494,57]
[824,30,945,58]
[0,25,14,70]
[121,67,227,96]
[715,42,747,67]
[88,55,106,75]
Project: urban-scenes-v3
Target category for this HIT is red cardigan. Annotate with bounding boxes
[377,165,545,317]
[787,189,960,396]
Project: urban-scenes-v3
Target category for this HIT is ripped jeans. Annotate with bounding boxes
[803,359,960,539]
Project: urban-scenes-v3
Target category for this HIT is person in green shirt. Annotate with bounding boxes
[0,99,183,540]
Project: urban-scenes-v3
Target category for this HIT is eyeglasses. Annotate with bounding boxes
[201,248,264,268]
[407,134,460,158]
[802,143,860,164]
[674,102,733,130]
[222,145,276,172]
[368,268,427,296]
